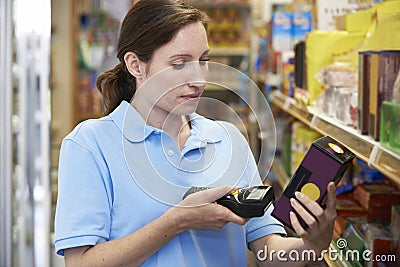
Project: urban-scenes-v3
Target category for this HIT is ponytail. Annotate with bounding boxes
[96,63,136,115]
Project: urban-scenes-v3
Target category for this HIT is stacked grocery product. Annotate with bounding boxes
[190,0,250,48]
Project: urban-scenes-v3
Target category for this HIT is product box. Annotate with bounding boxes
[292,12,312,45]
[272,136,355,230]
[352,158,385,187]
[364,223,393,267]
[353,183,400,222]
[380,101,400,155]
[358,51,372,134]
[343,222,365,266]
[334,216,369,236]
[294,41,306,89]
[336,198,367,218]
[272,12,293,52]
[368,50,400,141]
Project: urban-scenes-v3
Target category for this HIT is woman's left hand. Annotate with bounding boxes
[289,182,337,254]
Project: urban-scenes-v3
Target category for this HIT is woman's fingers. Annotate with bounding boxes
[325,182,338,221]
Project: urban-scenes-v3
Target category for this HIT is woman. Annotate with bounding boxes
[54,0,336,266]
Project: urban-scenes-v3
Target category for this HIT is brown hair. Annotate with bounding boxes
[96,0,208,115]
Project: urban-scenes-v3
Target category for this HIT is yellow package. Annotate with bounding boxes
[344,6,376,34]
[306,30,365,104]
[363,1,400,50]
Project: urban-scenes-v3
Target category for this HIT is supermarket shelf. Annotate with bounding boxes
[209,47,249,57]
[270,90,400,185]
[271,159,290,189]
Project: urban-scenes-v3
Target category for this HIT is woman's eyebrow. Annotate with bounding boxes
[169,49,210,60]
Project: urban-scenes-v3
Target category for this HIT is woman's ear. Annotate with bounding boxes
[124,52,146,78]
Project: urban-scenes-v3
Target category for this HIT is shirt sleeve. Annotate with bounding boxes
[237,129,287,243]
[245,204,287,245]
[54,138,112,256]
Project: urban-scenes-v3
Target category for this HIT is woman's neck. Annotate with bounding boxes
[131,100,191,151]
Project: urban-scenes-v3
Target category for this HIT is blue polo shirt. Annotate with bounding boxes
[54,100,285,266]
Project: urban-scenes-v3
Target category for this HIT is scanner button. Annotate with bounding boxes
[167,149,175,156]
[231,190,239,195]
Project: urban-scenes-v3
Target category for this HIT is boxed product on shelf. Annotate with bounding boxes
[391,206,400,266]
[334,216,369,237]
[336,197,367,218]
[353,183,400,223]
[294,41,306,89]
[368,50,400,141]
[380,100,400,155]
[358,51,372,134]
[271,11,293,52]
[292,12,312,45]
[352,158,385,187]
[204,5,248,48]
[342,222,366,266]
[364,223,393,267]
[281,51,295,97]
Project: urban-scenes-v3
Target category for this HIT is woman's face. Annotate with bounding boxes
[135,21,210,117]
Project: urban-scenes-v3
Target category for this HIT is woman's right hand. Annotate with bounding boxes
[170,186,249,231]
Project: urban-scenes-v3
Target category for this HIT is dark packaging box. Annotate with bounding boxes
[294,41,306,89]
[365,223,393,267]
[272,136,355,231]
[358,51,372,134]
[369,50,400,140]
[336,197,366,218]
[353,183,400,222]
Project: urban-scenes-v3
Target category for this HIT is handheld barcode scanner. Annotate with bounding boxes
[183,186,275,218]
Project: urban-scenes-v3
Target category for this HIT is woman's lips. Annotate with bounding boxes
[181,93,201,100]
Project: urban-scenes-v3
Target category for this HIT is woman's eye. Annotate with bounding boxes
[199,57,210,65]
[172,62,186,69]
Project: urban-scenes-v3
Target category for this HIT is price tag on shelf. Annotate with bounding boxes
[368,144,380,168]
[283,98,291,110]
[310,114,319,130]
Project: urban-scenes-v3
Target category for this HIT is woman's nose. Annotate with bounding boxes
[185,61,208,87]
[187,80,206,91]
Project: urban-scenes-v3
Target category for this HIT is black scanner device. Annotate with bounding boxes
[183,186,275,218]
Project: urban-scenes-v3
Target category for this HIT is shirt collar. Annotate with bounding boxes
[188,113,224,146]
[109,101,156,142]
[109,101,225,144]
